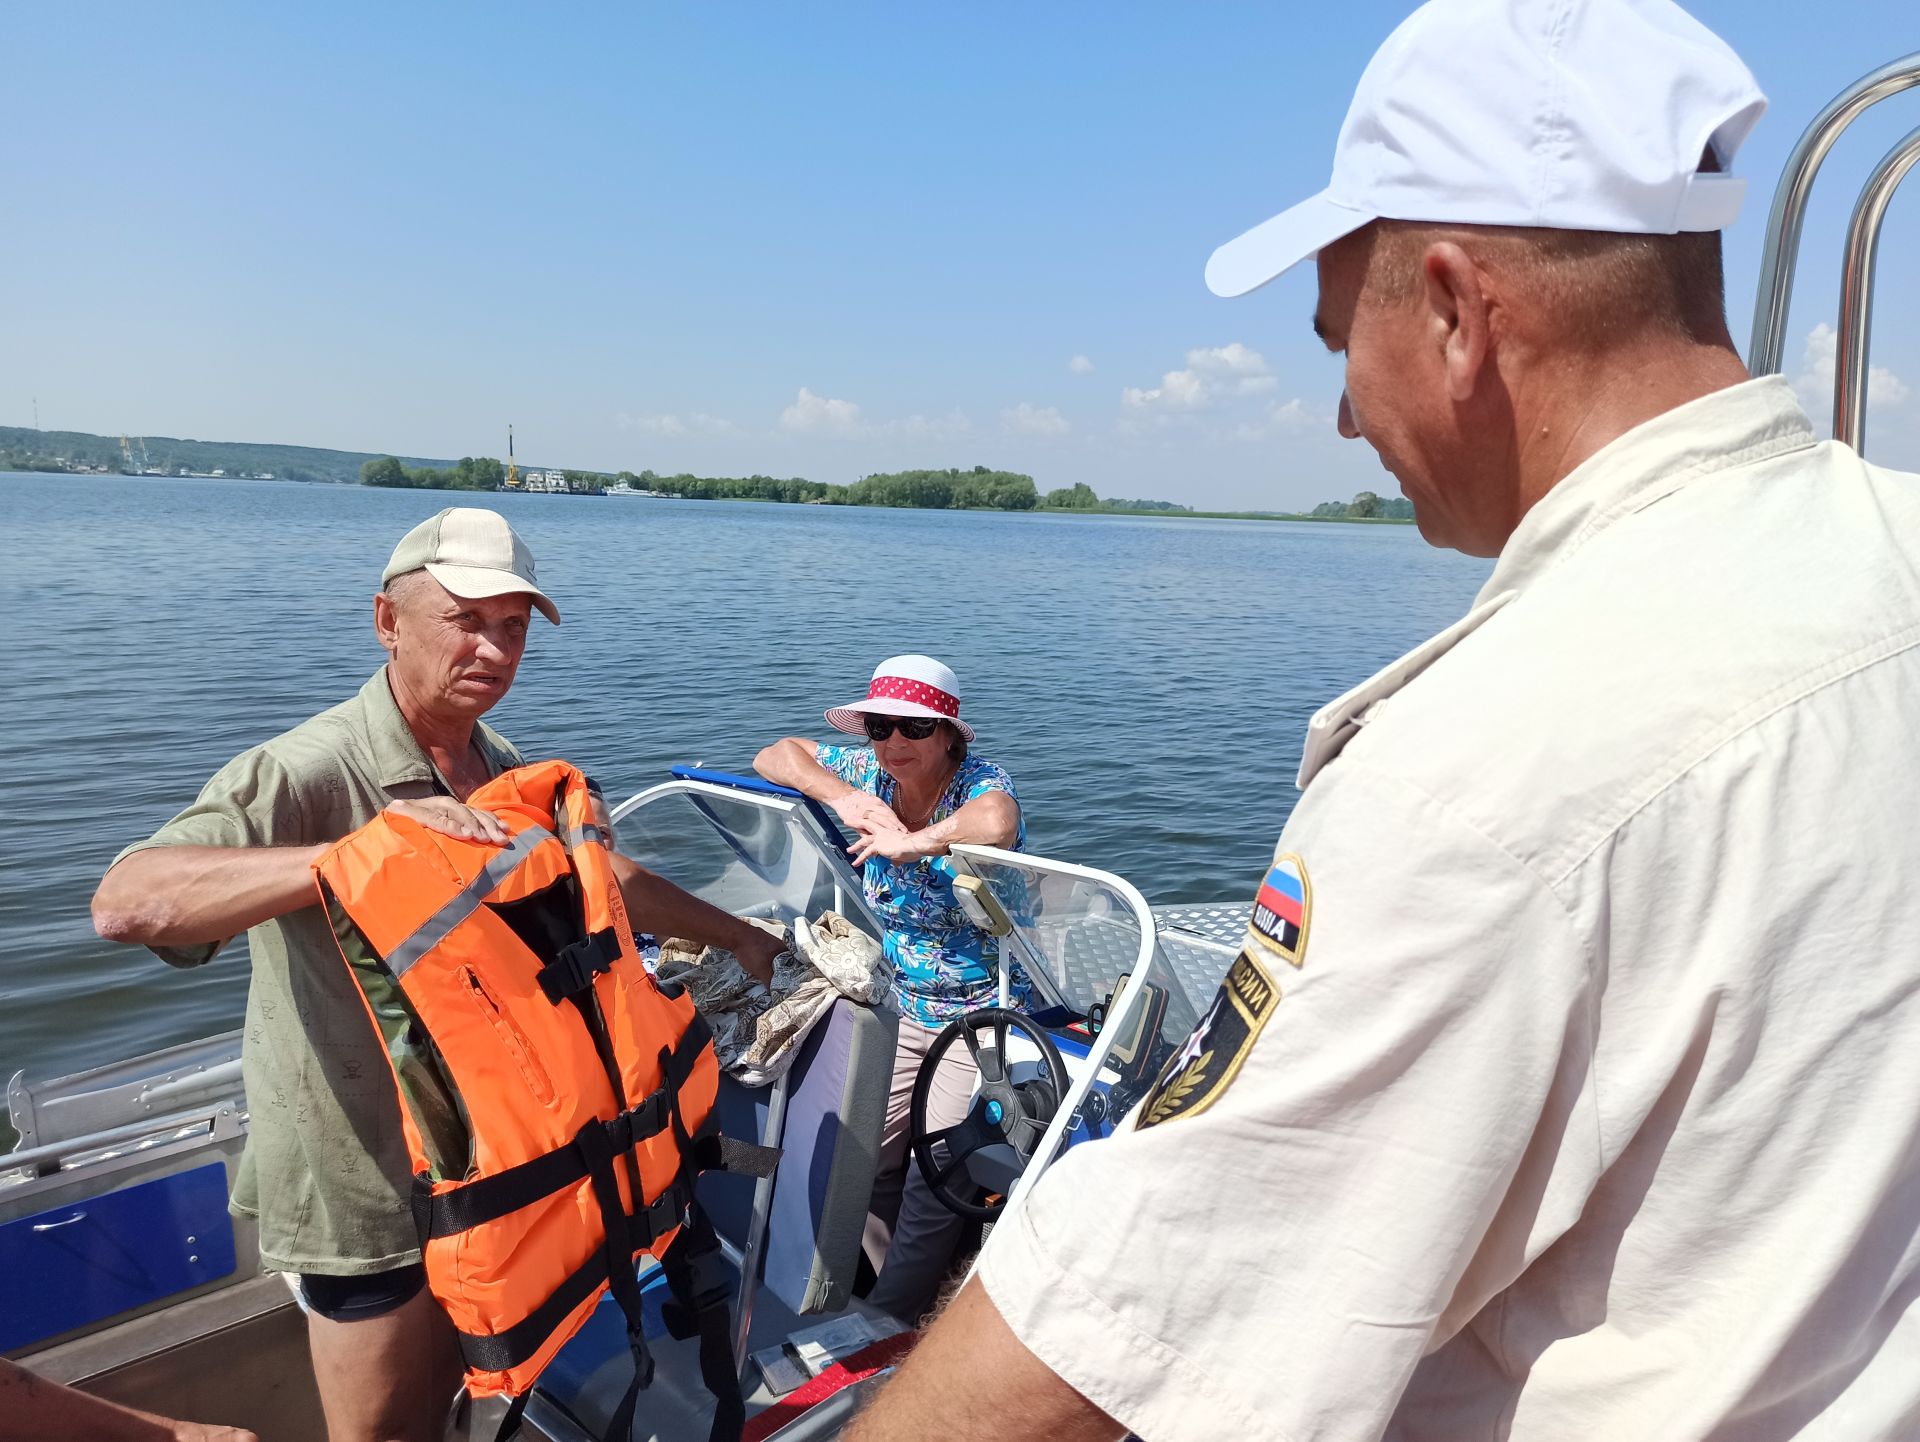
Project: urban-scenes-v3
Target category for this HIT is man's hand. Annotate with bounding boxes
[843,1279,1122,1442]
[831,790,906,836]
[167,1422,258,1442]
[385,797,511,846]
[732,925,785,986]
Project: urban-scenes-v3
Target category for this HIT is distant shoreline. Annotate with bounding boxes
[1,464,1415,527]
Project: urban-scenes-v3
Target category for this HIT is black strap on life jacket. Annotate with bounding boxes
[655,1041,748,1442]
[412,1018,719,1241]
[475,810,773,1442]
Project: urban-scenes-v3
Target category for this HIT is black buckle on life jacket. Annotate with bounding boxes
[604,1093,667,1153]
[536,928,621,1004]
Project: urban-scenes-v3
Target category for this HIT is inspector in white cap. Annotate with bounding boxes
[1204,0,1766,297]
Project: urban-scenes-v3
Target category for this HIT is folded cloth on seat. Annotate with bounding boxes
[655,912,887,1086]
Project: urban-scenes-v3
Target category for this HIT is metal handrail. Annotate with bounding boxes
[1,1104,226,1176]
[1748,53,1920,374]
[1836,126,1920,452]
[1747,53,1920,453]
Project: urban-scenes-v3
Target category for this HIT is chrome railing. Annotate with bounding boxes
[1748,53,1920,454]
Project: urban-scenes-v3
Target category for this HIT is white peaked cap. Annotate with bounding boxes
[1204,0,1768,298]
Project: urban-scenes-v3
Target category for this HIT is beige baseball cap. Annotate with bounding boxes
[381,507,560,624]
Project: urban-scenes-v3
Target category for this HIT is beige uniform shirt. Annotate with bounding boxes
[115,667,522,1274]
[981,377,1920,1440]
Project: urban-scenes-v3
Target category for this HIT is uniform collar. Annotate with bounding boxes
[1297,591,1517,789]
[360,666,438,788]
[1297,376,1818,792]
[1473,374,1818,607]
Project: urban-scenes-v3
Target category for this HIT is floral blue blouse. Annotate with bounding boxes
[815,742,1027,1031]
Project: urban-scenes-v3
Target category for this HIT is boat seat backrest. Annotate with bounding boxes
[699,998,897,1314]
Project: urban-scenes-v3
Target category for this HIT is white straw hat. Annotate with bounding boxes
[825,655,975,743]
[1204,0,1767,299]
[382,507,559,625]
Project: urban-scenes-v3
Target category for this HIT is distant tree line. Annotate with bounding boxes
[361,455,506,490]
[0,446,74,474]
[844,468,1039,510]
[619,470,833,504]
[0,425,430,484]
[1310,490,1414,520]
[354,456,1213,517]
[613,465,1047,511]
[1104,496,1192,512]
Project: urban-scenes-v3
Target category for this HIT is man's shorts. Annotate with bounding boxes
[295,1262,427,1323]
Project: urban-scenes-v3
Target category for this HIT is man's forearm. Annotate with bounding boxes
[844,1279,1122,1442]
[611,855,780,974]
[0,1357,253,1442]
[93,845,329,949]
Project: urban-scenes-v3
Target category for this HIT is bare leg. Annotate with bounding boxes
[307,1286,465,1442]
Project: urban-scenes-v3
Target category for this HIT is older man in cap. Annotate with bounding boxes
[93,507,783,1442]
[850,1,1920,1439]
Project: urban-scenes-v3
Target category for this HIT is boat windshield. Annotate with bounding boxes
[608,776,880,938]
[947,846,1209,1127]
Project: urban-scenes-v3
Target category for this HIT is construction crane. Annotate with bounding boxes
[504,425,519,490]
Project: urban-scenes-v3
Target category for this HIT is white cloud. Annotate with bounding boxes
[617,411,737,437]
[1227,396,1325,443]
[1269,397,1317,431]
[1123,368,1209,411]
[1793,323,1910,418]
[1185,342,1269,376]
[1002,402,1071,436]
[1122,342,1275,414]
[780,387,864,435]
[777,389,971,440]
[1068,354,1095,375]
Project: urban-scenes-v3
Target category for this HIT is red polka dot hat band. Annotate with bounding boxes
[825,654,975,743]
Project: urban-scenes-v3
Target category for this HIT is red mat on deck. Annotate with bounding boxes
[740,1330,920,1442]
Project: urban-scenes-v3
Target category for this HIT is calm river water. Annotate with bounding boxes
[0,471,1488,1112]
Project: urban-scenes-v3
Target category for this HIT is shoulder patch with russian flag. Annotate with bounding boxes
[1248,853,1310,968]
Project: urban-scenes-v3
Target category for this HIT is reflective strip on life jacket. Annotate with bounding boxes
[385,823,555,977]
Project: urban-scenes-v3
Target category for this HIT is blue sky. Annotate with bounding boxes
[5,2,1917,510]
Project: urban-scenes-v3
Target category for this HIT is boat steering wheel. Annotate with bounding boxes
[907,1007,1069,1222]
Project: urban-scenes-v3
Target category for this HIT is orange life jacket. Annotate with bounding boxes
[314,759,770,1441]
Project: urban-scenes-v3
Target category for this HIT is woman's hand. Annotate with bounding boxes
[849,825,939,867]
[385,797,511,845]
[831,790,906,836]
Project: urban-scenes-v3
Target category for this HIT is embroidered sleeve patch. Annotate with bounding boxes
[1248,853,1311,967]
[1135,948,1280,1129]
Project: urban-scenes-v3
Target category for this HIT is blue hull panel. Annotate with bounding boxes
[0,1161,238,1350]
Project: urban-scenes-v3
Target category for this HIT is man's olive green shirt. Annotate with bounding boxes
[115,667,522,1275]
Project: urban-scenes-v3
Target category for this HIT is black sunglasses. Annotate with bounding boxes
[863,714,941,742]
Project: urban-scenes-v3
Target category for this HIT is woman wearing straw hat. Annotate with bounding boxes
[755,653,1025,1321]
